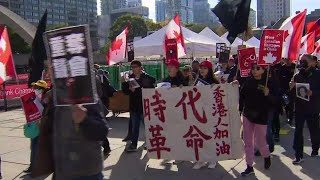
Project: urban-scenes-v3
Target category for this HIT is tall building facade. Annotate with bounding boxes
[156,0,167,22]
[306,9,320,23]
[127,0,142,7]
[167,0,194,23]
[0,0,97,37]
[257,0,291,27]
[193,0,211,24]
[249,8,257,27]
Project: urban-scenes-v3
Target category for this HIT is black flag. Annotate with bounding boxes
[28,10,47,87]
[212,0,251,43]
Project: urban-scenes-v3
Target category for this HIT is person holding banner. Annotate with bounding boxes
[163,60,187,87]
[289,54,320,164]
[198,60,220,85]
[239,63,273,176]
[122,60,156,152]
[193,60,220,170]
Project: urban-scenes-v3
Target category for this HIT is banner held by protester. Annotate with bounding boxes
[142,84,243,162]
[238,47,256,77]
[258,30,284,65]
[44,25,98,106]
[21,92,43,123]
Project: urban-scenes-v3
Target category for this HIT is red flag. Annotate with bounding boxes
[314,43,320,59]
[164,14,186,58]
[0,24,3,34]
[106,26,129,66]
[0,27,17,84]
[280,10,307,61]
[306,19,320,38]
[300,31,315,54]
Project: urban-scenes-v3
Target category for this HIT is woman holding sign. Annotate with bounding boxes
[193,60,220,170]
[239,63,274,176]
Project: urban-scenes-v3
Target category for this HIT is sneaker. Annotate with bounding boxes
[23,167,32,173]
[192,162,207,170]
[125,144,137,152]
[292,157,304,165]
[241,166,254,176]
[311,151,319,157]
[264,156,271,169]
[173,160,183,164]
[208,162,217,169]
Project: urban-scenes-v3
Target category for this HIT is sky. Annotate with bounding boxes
[138,0,320,22]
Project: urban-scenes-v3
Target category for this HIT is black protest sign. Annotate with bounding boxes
[216,43,226,58]
[44,25,98,106]
[127,40,134,62]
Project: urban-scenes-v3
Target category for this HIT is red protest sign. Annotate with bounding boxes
[238,48,256,77]
[165,39,178,63]
[258,30,284,65]
[21,92,43,123]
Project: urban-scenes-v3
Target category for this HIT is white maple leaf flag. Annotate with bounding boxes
[164,14,186,58]
[263,52,277,64]
[106,26,129,66]
[280,10,306,61]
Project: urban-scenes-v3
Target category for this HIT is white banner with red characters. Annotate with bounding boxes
[142,84,243,162]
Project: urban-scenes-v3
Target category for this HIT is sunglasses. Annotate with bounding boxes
[251,66,262,71]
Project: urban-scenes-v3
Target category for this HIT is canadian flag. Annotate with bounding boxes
[280,10,306,61]
[300,31,315,54]
[0,27,16,84]
[164,14,186,58]
[107,26,129,66]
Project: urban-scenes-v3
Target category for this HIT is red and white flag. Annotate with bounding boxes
[313,43,320,58]
[280,10,307,61]
[164,14,186,58]
[300,31,315,54]
[107,26,129,66]
[0,27,17,84]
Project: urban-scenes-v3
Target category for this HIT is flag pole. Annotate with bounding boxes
[265,65,270,87]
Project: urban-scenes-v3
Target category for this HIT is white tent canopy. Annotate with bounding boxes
[199,27,229,45]
[220,32,260,54]
[246,36,260,48]
[134,25,218,57]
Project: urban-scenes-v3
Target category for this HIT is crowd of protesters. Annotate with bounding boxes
[10,53,320,179]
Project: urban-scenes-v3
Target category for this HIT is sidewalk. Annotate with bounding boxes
[0,109,319,180]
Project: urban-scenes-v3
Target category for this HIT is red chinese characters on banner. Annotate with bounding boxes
[175,87,207,123]
[148,125,171,159]
[144,90,170,159]
[258,29,284,65]
[183,125,212,161]
[238,48,257,77]
[212,86,230,156]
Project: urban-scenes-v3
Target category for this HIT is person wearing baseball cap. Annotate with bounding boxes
[198,60,219,85]
[163,60,187,87]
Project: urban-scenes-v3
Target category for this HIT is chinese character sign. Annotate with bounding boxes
[142,84,243,162]
[238,48,257,77]
[258,30,284,65]
[44,25,97,106]
[21,92,43,123]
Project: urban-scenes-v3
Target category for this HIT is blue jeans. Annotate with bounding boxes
[30,136,39,167]
[72,172,104,180]
[130,111,144,146]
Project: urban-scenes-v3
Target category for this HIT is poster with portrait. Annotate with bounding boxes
[296,83,310,101]
[44,25,98,106]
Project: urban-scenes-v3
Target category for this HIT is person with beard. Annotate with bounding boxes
[163,60,188,87]
[289,54,320,164]
[192,60,219,170]
[198,60,220,85]
[240,63,273,176]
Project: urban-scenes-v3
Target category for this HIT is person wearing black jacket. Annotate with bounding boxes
[162,60,188,87]
[289,54,320,164]
[279,58,296,124]
[240,64,272,176]
[122,60,156,152]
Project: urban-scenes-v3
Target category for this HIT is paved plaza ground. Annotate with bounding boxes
[0,109,319,180]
